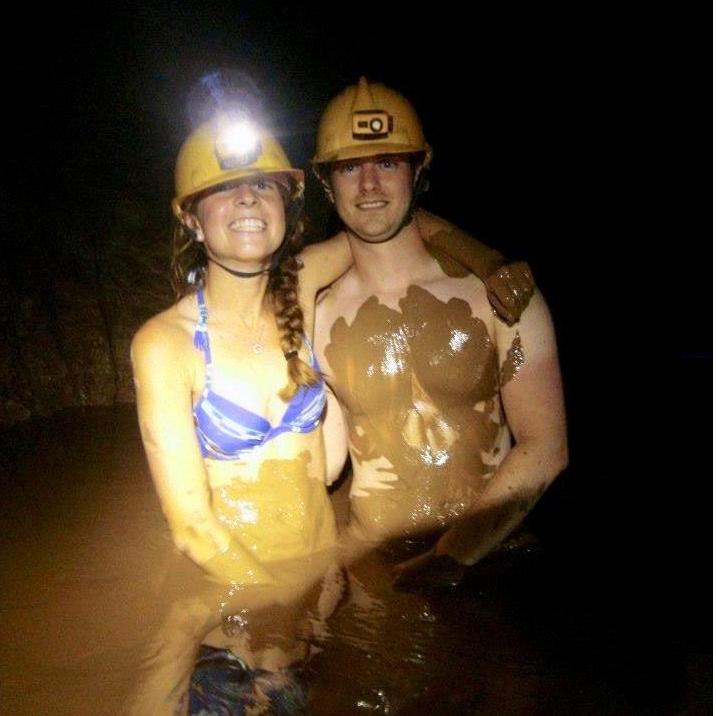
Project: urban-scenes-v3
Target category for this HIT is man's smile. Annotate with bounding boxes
[356,200,389,210]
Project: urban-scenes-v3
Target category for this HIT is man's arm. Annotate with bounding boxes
[435,289,567,563]
[394,289,567,588]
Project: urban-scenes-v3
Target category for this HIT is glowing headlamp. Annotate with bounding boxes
[214,119,261,169]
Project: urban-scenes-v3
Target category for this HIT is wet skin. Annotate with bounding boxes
[317,266,526,546]
[130,329,347,713]
[130,178,360,712]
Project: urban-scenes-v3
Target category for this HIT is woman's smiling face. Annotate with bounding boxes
[194,176,287,267]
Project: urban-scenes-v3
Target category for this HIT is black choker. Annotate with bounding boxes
[208,256,270,278]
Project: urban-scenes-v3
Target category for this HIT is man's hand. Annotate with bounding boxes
[391,548,467,592]
[486,261,535,326]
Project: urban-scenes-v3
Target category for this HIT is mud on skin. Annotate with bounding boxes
[325,285,517,542]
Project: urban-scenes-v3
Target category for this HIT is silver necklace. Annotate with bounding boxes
[250,318,266,354]
[238,312,266,354]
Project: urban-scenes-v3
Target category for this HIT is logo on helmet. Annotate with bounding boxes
[352,110,393,140]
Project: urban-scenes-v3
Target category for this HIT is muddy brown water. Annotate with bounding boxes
[0,407,708,715]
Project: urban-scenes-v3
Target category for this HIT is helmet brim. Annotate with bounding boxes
[172,168,304,218]
[312,142,431,166]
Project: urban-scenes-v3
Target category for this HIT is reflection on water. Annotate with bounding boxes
[0,407,706,715]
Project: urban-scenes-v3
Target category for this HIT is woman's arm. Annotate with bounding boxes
[322,385,349,486]
[418,210,506,277]
[131,318,275,585]
[418,210,535,326]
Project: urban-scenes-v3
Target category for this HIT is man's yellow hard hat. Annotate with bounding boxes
[312,77,432,166]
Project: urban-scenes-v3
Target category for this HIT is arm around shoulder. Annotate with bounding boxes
[418,211,534,325]
[298,232,353,299]
[418,210,505,278]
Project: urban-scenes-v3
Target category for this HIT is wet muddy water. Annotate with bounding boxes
[0,407,709,715]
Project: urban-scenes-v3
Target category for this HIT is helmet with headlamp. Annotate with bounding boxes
[312,77,432,169]
[312,78,432,243]
[172,114,304,219]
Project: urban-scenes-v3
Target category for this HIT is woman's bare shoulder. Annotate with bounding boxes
[131,294,197,364]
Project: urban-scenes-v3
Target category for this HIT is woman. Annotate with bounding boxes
[130,115,352,714]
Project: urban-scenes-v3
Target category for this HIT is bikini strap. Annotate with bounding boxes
[193,289,213,385]
[303,334,321,372]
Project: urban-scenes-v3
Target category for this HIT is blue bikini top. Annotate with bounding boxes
[192,289,326,460]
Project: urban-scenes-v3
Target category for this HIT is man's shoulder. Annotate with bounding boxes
[425,270,491,310]
[417,209,456,235]
[418,210,479,243]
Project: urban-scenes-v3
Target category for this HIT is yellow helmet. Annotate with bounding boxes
[312,77,432,166]
[172,116,304,218]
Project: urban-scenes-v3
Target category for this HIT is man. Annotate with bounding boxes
[313,78,567,589]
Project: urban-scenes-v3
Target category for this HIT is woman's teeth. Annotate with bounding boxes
[229,218,266,231]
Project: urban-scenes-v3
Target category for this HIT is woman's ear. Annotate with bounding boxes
[181,211,204,242]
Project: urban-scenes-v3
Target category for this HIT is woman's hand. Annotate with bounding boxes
[171,518,277,585]
[485,261,535,327]
[201,544,276,586]
[132,315,277,587]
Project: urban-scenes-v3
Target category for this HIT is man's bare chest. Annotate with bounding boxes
[322,284,499,417]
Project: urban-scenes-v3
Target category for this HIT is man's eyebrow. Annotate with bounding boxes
[335,154,406,167]
[374,154,405,162]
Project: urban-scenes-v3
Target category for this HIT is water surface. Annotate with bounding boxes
[0,407,708,715]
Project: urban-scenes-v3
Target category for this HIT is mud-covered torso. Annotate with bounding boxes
[204,435,337,564]
[317,272,514,543]
[185,294,337,565]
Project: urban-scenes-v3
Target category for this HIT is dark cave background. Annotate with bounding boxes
[0,4,710,711]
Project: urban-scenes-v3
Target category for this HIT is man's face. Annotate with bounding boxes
[330,155,413,242]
